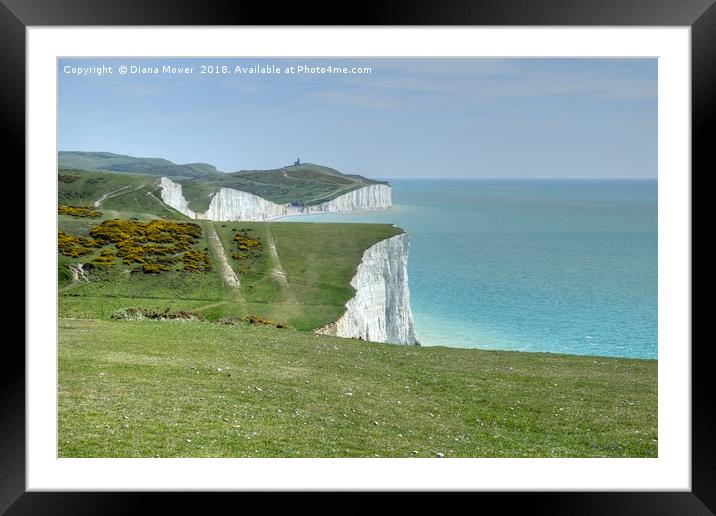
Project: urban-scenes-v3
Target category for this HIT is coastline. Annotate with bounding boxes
[280,179,658,360]
[272,208,392,222]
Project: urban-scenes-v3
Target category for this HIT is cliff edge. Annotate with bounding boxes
[159,177,391,221]
[316,232,417,345]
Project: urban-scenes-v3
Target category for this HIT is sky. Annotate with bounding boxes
[58,58,657,179]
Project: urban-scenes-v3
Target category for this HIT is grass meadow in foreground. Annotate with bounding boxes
[58,318,657,458]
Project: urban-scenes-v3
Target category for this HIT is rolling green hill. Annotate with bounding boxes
[178,163,387,212]
[59,151,221,178]
[58,152,389,213]
[59,169,183,219]
[221,163,387,205]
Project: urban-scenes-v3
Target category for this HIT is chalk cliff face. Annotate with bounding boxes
[159,177,196,218]
[203,187,293,221]
[316,233,417,345]
[158,177,391,221]
[303,184,391,214]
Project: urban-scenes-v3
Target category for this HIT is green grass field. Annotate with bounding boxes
[58,318,657,458]
[211,221,402,329]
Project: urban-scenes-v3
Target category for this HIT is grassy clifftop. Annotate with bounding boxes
[59,318,657,458]
[59,169,184,219]
[206,163,385,202]
[59,213,402,330]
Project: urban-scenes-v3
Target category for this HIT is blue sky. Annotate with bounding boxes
[58,58,657,179]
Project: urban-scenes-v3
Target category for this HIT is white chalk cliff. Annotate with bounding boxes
[302,185,392,214]
[159,177,391,221]
[316,233,417,345]
[159,177,196,218]
[203,186,294,221]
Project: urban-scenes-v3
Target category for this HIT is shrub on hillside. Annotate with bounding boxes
[182,249,212,272]
[231,229,263,262]
[59,205,102,218]
[58,231,101,257]
[110,307,205,321]
[92,248,115,268]
[88,219,210,273]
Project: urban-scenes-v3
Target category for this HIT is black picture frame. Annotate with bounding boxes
[6,0,711,513]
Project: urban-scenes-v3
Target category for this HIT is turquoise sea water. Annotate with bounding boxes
[288,180,657,359]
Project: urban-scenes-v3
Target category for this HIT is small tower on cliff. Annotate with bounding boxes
[294,158,300,166]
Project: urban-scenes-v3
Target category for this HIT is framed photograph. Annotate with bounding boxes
[8,0,711,512]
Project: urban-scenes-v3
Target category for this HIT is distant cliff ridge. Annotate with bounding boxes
[159,177,391,221]
[299,185,391,214]
[316,233,416,345]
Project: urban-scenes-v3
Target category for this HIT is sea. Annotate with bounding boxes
[287,179,657,359]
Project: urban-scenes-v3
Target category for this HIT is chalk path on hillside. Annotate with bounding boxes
[303,183,356,204]
[264,224,289,287]
[145,190,166,207]
[206,225,241,290]
[281,169,358,204]
[69,263,90,283]
[93,185,134,207]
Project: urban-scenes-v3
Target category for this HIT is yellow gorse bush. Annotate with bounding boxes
[58,205,102,218]
[58,231,102,257]
[232,230,263,261]
[59,219,211,274]
[92,248,116,268]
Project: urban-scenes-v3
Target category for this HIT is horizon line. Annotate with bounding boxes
[380,177,657,181]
